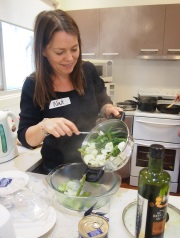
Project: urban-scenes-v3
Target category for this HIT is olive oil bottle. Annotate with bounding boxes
[135,144,171,238]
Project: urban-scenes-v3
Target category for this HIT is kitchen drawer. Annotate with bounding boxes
[133,116,180,144]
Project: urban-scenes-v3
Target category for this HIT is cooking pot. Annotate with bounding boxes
[133,96,157,112]
[0,110,19,163]
[157,104,180,114]
[80,112,134,182]
[46,163,121,211]
[117,100,137,111]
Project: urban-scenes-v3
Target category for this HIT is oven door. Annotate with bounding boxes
[131,139,180,183]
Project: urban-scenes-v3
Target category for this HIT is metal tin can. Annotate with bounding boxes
[78,214,109,238]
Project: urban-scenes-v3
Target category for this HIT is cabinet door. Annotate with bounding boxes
[68,9,100,59]
[163,4,180,56]
[137,5,165,57]
[99,7,138,59]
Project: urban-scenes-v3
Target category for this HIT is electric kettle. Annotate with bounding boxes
[0,110,19,163]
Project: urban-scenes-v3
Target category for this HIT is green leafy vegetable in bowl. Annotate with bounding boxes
[57,174,93,197]
[78,127,127,167]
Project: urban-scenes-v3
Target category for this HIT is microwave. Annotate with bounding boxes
[83,59,113,82]
[105,82,115,104]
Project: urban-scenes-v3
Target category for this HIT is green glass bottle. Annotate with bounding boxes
[135,144,171,238]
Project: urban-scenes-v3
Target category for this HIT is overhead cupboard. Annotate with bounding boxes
[67,4,180,60]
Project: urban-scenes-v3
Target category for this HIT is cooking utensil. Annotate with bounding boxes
[80,112,134,182]
[157,104,180,114]
[0,110,19,163]
[134,94,171,101]
[84,201,97,216]
[46,163,121,211]
[117,100,137,111]
[133,96,157,112]
[166,101,175,108]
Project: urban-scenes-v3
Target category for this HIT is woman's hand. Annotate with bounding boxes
[178,128,180,137]
[175,93,180,102]
[25,117,80,147]
[101,104,123,119]
[40,118,79,138]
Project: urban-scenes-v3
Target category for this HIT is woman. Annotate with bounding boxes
[17,9,122,174]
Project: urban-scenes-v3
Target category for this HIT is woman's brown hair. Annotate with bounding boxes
[33,9,85,109]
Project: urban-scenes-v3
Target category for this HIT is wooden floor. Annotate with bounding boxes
[121,177,180,197]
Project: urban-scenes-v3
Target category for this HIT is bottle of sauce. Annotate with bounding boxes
[135,144,171,238]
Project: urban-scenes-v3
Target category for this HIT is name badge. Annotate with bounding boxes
[49,97,71,109]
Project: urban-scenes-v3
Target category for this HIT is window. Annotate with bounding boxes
[0,21,34,91]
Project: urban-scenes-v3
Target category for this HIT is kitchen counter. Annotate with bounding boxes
[12,172,180,238]
[0,145,42,172]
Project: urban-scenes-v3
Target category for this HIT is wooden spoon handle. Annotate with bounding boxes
[166,102,175,108]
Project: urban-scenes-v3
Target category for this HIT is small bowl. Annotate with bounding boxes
[47,163,121,211]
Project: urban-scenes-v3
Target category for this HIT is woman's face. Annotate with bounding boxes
[43,31,80,77]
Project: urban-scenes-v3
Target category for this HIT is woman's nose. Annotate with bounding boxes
[65,51,73,60]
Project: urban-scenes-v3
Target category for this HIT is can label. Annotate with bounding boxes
[78,215,108,238]
[0,178,12,187]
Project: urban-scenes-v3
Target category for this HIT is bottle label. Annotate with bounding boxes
[136,193,168,238]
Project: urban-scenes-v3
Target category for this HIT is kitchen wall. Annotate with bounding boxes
[113,59,180,102]
[60,0,180,10]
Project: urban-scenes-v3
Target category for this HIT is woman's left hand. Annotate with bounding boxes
[103,105,123,119]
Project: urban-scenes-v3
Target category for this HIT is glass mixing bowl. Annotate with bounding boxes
[47,163,121,211]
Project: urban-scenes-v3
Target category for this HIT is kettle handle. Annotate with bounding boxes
[6,111,19,132]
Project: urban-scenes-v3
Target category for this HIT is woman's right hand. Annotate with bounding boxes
[41,118,80,138]
[175,93,180,102]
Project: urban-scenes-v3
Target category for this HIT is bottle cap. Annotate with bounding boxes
[149,144,165,159]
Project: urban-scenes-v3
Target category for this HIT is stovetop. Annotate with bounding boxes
[126,88,180,119]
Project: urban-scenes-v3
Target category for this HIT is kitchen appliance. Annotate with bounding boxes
[105,82,115,104]
[83,59,113,83]
[0,110,19,163]
[130,88,180,193]
[47,163,121,211]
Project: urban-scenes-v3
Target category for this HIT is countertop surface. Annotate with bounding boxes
[0,145,42,172]
[8,172,180,238]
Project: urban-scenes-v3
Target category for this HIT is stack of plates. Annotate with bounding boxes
[0,171,57,238]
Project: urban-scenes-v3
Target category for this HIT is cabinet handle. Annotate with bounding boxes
[82,53,95,56]
[140,49,158,52]
[167,49,180,52]
[102,53,119,56]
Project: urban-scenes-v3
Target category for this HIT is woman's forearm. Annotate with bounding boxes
[25,122,46,147]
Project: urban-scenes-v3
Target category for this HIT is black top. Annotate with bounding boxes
[18,61,112,169]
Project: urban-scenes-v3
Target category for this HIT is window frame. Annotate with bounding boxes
[0,20,34,94]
